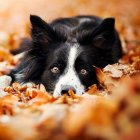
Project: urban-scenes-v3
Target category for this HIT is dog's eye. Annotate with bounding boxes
[51,67,60,74]
[80,69,88,76]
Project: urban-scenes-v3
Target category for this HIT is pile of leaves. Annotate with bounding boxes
[0,69,140,140]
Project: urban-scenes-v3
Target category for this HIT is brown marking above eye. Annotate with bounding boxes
[51,67,60,74]
[80,69,88,76]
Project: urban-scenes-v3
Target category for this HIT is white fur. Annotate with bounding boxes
[0,75,12,88]
[53,44,84,97]
[0,75,12,97]
[79,18,91,24]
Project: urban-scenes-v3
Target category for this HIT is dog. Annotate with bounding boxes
[9,15,122,97]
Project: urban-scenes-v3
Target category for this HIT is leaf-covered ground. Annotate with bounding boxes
[0,0,140,140]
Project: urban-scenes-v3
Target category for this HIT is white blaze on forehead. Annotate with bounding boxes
[53,44,84,97]
[68,46,77,68]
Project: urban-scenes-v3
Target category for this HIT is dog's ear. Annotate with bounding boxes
[30,15,56,46]
[78,18,116,49]
[92,18,116,49]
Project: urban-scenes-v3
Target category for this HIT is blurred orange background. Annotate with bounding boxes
[0,0,139,40]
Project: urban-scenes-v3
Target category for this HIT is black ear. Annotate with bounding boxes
[95,18,115,33]
[92,18,116,48]
[30,15,56,46]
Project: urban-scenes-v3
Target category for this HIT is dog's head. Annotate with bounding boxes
[16,15,122,97]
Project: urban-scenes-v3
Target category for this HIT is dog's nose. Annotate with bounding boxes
[61,87,76,95]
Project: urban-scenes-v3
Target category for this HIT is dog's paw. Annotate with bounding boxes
[0,75,12,97]
[0,75,12,88]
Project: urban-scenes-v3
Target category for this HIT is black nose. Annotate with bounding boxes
[61,87,76,95]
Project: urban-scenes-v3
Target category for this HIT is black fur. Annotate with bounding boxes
[10,15,122,93]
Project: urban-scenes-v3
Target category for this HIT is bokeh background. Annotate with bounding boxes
[0,0,139,40]
[0,2,140,139]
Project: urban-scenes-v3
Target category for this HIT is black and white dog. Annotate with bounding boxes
[10,15,122,97]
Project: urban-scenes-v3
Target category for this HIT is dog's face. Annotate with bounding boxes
[41,43,98,96]
[14,15,122,97]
